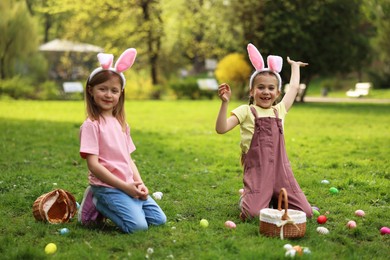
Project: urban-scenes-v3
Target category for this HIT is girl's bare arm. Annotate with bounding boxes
[282,57,308,111]
[216,83,239,134]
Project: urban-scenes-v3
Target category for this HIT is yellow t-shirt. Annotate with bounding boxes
[231,102,287,153]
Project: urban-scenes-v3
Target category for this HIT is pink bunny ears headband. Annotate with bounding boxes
[87,48,137,90]
[247,43,283,91]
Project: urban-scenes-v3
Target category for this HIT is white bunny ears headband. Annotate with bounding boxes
[87,48,137,90]
[247,43,283,91]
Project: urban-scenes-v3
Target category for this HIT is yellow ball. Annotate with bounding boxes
[45,243,57,255]
[200,219,209,228]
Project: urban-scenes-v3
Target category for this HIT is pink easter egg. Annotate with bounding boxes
[347,220,357,229]
[380,227,390,235]
[224,220,236,229]
[355,209,365,217]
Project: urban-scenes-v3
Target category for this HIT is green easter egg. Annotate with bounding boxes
[329,187,339,194]
[313,209,320,217]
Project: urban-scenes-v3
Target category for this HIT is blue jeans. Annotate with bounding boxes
[91,186,166,233]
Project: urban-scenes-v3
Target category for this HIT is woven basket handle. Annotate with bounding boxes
[277,188,289,220]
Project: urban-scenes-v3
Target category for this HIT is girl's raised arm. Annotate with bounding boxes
[282,57,308,111]
[216,83,239,134]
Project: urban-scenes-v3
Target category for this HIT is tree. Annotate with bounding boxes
[138,0,164,98]
[162,0,243,75]
[363,0,390,88]
[25,0,72,43]
[0,0,40,79]
[31,0,164,97]
[173,0,213,74]
[234,0,371,101]
[230,0,266,49]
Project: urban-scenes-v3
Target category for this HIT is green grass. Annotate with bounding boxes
[0,100,389,259]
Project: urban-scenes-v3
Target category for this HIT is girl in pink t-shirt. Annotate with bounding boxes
[78,48,166,233]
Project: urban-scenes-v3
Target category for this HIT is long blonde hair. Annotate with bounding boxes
[85,70,126,131]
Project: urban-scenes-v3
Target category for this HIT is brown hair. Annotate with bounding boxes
[85,70,126,131]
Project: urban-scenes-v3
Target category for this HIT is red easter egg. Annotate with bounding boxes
[317,215,327,224]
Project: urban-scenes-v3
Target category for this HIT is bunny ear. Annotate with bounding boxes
[247,43,264,71]
[267,55,283,73]
[97,53,114,69]
[115,48,137,73]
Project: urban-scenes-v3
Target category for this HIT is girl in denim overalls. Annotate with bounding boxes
[216,43,313,220]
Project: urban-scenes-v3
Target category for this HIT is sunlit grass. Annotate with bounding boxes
[0,100,389,259]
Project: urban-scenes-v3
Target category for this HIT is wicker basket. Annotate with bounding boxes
[259,188,306,239]
[33,189,77,224]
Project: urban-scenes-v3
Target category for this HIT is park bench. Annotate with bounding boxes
[196,78,219,91]
[62,82,84,93]
[346,82,372,98]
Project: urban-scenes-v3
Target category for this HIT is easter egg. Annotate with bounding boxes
[59,228,69,235]
[355,209,365,217]
[316,226,329,234]
[329,187,339,194]
[312,209,320,217]
[293,246,303,256]
[224,220,236,229]
[303,248,311,255]
[200,219,209,228]
[285,250,296,258]
[44,243,57,255]
[152,191,163,200]
[380,227,390,235]
[347,220,357,229]
[321,180,330,184]
[283,244,293,250]
[317,215,327,224]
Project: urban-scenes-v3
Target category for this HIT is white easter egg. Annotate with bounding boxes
[283,244,293,250]
[316,226,329,234]
[152,191,163,200]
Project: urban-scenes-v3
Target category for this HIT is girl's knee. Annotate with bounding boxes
[156,213,167,226]
[241,207,260,219]
[146,209,167,226]
[121,220,148,234]
[304,207,313,218]
[298,202,313,218]
[119,212,167,233]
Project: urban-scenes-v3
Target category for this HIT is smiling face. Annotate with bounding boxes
[250,72,281,109]
[88,75,122,117]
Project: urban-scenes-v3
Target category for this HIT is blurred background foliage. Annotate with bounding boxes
[0,0,389,100]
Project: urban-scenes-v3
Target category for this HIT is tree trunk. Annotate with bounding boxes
[0,56,5,79]
[140,0,163,99]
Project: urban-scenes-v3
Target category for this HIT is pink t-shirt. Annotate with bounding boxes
[79,116,136,187]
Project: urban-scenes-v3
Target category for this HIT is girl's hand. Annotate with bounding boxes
[136,183,149,200]
[287,57,308,67]
[124,181,145,199]
[218,83,232,102]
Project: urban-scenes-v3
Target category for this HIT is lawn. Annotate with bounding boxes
[0,100,389,259]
